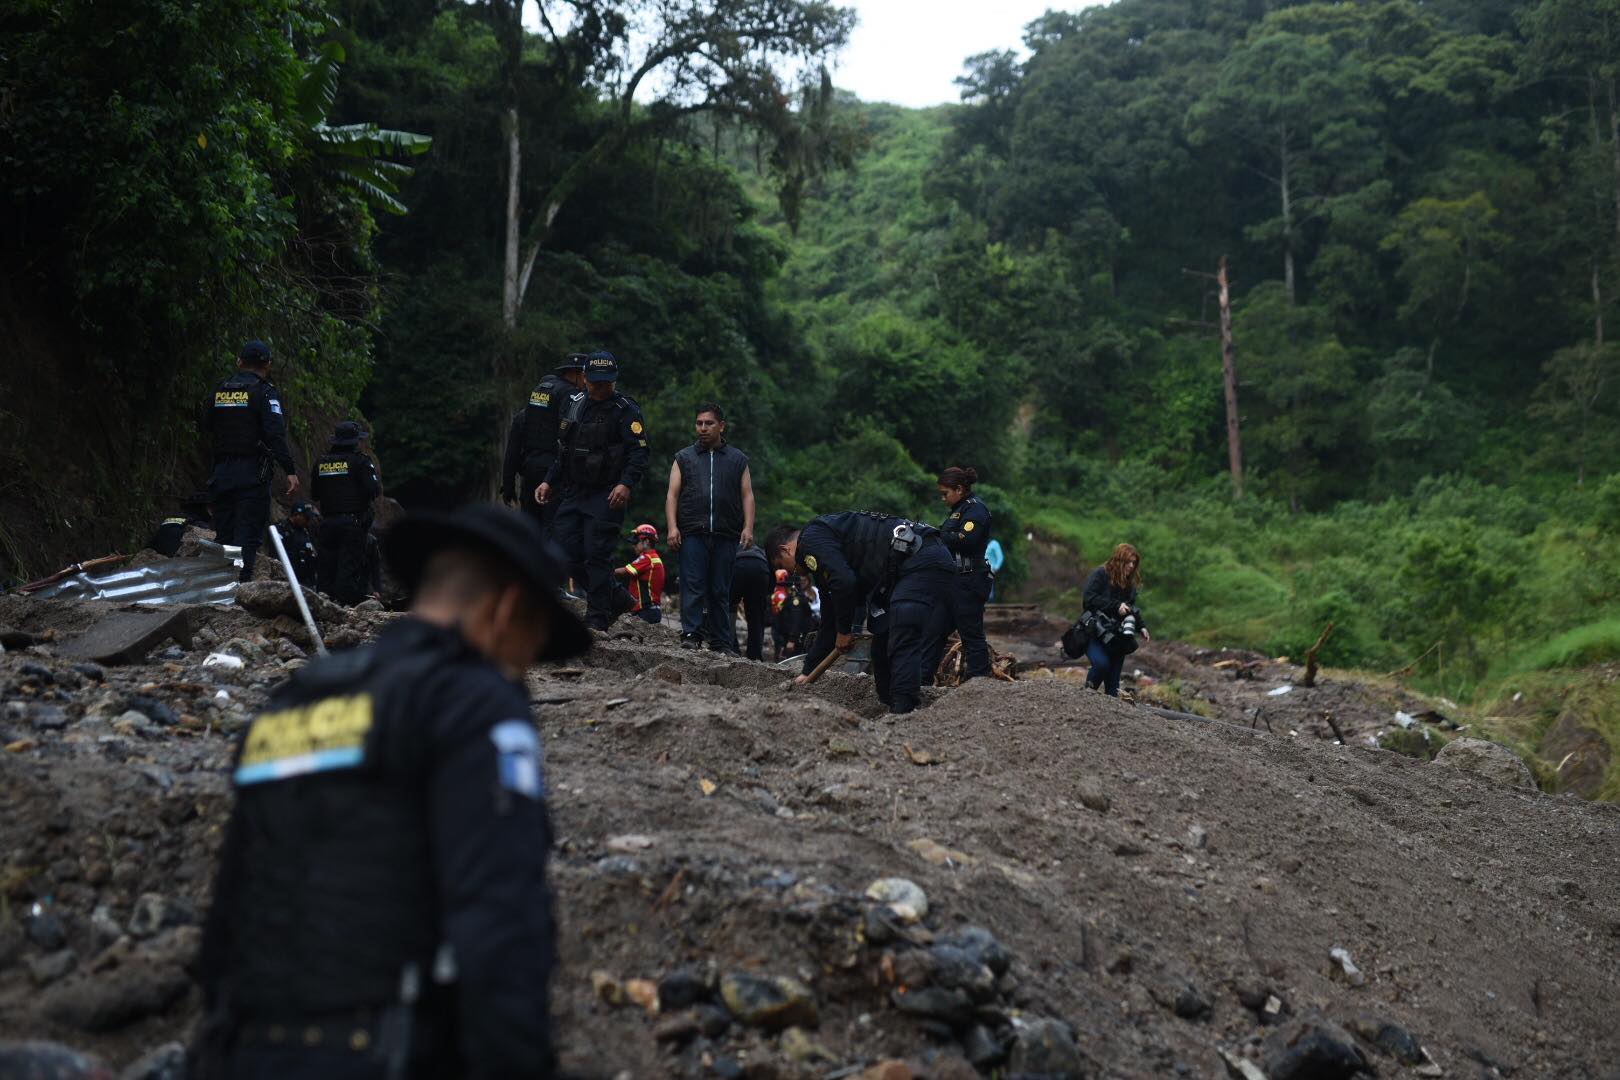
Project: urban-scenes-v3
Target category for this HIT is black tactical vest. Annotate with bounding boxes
[208,371,265,459]
[521,374,575,463]
[313,452,371,516]
[558,397,628,488]
[219,628,452,1015]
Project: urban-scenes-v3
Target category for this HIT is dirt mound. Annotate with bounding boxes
[3,599,1619,1077]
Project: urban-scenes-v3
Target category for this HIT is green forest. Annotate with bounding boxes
[5,0,1620,791]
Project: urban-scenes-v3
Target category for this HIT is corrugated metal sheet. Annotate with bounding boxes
[32,542,242,606]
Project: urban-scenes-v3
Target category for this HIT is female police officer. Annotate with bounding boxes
[920,466,994,683]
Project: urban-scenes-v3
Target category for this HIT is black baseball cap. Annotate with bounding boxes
[558,353,589,372]
[382,505,592,662]
[585,351,618,383]
[331,420,369,446]
[240,340,271,363]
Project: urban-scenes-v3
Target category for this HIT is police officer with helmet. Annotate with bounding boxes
[312,421,382,605]
[191,504,590,1080]
[501,353,587,537]
[763,512,954,714]
[204,341,299,581]
[536,351,648,631]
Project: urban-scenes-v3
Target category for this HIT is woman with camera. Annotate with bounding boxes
[1082,543,1149,696]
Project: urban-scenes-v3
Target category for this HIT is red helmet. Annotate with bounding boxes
[631,523,660,542]
[774,569,789,583]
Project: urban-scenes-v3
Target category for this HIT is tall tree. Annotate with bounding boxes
[488,0,854,330]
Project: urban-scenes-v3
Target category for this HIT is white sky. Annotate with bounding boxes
[835,0,1098,107]
[523,1,1102,109]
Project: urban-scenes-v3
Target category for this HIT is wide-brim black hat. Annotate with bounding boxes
[382,504,592,662]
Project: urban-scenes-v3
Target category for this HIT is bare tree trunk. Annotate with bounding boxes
[502,105,522,330]
[1595,261,1605,348]
[1280,125,1296,306]
[1218,256,1244,497]
[1609,77,1620,245]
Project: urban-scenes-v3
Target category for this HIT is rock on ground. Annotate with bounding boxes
[1430,736,1537,791]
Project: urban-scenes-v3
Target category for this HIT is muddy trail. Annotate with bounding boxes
[2,592,1618,1079]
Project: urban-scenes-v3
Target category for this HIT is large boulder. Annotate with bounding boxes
[1431,737,1537,792]
[235,580,347,625]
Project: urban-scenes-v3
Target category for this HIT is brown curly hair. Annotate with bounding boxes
[1104,543,1142,591]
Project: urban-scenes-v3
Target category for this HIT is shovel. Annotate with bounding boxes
[793,635,866,689]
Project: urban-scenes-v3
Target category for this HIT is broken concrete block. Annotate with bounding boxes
[59,608,192,666]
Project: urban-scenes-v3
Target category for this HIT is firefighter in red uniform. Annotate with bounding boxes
[613,524,666,624]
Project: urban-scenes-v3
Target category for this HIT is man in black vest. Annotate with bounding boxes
[537,352,648,631]
[501,352,587,538]
[665,404,755,653]
[764,513,954,715]
[203,341,299,581]
[191,505,589,1080]
[312,422,383,605]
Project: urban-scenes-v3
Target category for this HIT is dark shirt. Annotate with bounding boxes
[794,512,906,637]
[198,619,555,1077]
[940,494,992,564]
[543,393,648,491]
[1083,566,1141,619]
[674,441,750,538]
[203,369,294,474]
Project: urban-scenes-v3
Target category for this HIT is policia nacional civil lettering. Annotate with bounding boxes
[502,352,587,539]
[203,341,299,581]
[192,504,590,1080]
[764,512,954,715]
[537,351,649,631]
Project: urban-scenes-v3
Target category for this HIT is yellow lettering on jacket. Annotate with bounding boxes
[318,461,350,476]
[214,391,251,407]
[239,693,374,769]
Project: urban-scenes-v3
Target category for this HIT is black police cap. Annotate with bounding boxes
[239,340,271,363]
[558,353,589,373]
[331,420,369,446]
[382,505,592,662]
[585,350,618,383]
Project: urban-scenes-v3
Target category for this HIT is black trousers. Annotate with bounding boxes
[920,568,993,682]
[729,559,772,661]
[519,465,557,543]
[317,517,371,605]
[551,486,625,628]
[802,543,952,714]
[210,461,270,582]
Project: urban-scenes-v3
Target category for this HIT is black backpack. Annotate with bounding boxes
[1061,613,1095,659]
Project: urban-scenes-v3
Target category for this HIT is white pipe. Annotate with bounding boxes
[266,524,329,657]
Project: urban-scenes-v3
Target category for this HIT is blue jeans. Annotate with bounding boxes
[679,534,738,646]
[1086,639,1123,696]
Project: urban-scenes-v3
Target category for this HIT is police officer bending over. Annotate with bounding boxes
[313,422,382,605]
[537,351,648,631]
[502,352,587,538]
[192,504,590,1080]
[204,340,299,581]
[763,512,954,714]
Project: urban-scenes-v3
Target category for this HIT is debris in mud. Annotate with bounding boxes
[865,878,929,923]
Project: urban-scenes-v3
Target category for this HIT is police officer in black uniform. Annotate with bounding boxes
[191,504,590,1080]
[203,341,299,581]
[536,352,648,631]
[501,353,588,538]
[313,422,383,605]
[920,466,994,682]
[763,512,954,714]
[728,544,773,661]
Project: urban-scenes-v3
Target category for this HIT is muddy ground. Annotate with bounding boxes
[2,593,1618,1079]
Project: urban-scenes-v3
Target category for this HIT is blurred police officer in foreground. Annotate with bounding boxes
[313,421,382,605]
[204,341,299,581]
[763,512,953,714]
[536,351,648,631]
[192,504,590,1080]
[501,353,587,538]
